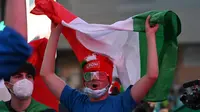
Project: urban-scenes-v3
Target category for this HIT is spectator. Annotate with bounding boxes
[40,15,159,112]
[0,62,54,111]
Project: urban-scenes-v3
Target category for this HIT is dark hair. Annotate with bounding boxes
[110,87,120,96]
[5,62,36,81]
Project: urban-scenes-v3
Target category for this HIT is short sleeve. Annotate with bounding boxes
[120,85,137,111]
[60,85,82,110]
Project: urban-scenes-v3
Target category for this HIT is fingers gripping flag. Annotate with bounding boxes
[31,0,181,101]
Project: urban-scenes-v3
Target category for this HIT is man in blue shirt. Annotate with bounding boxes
[40,16,159,112]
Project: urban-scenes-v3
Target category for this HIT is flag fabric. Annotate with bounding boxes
[31,0,181,101]
[0,21,32,81]
[28,38,48,75]
[28,38,59,111]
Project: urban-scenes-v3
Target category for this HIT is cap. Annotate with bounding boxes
[11,62,36,78]
[81,53,113,83]
[0,22,32,81]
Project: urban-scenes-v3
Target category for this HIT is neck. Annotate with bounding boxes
[10,94,32,112]
[90,92,109,102]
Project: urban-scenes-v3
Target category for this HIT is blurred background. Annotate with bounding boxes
[0,0,200,111]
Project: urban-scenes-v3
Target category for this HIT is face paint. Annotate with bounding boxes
[83,71,108,82]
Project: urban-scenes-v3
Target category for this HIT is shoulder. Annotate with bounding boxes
[119,85,134,98]
[60,85,88,110]
[0,100,9,111]
[0,100,5,105]
[118,85,137,109]
[26,98,49,111]
[60,85,84,101]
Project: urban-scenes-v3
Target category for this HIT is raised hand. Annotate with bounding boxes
[50,24,63,37]
[145,15,159,38]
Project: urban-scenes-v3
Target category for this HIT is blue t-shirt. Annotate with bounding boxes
[60,85,137,112]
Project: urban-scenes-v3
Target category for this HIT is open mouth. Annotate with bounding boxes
[92,84,98,88]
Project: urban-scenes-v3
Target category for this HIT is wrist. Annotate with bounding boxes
[146,36,156,44]
[146,33,156,38]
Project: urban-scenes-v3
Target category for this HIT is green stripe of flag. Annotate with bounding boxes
[133,10,181,101]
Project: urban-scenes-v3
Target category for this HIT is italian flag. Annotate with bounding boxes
[31,0,181,101]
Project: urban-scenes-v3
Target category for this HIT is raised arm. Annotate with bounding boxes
[5,0,27,39]
[130,16,159,103]
[40,24,65,100]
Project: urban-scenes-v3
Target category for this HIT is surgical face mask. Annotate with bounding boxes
[84,86,108,99]
[10,79,33,100]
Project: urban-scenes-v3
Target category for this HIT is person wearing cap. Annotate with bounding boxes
[41,15,159,112]
[109,78,122,96]
[0,62,56,112]
[0,0,56,111]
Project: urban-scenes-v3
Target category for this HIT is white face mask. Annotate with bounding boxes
[10,79,34,100]
[84,86,108,99]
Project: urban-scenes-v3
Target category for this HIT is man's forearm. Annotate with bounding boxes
[146,34,158,79]
[130,34,158,103]
[40,25,62,76]
[5,0,27,39]
[130,16,159,103]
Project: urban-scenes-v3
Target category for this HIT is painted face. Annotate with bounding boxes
[84,71,109,90]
